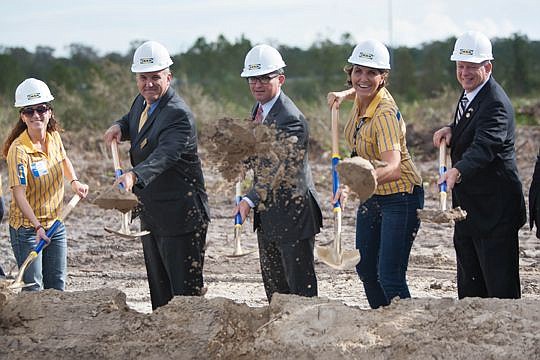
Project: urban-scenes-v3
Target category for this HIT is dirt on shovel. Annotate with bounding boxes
[417,207,467,224]
[336,157,382,203]
[94,185,139,213]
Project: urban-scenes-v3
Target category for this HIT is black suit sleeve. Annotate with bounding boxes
[132,108,194,188]
[530,152,540,237]
[454,99,510,179]
[0,196,4,223]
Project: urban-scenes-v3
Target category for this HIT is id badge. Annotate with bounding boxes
[30,160,49,177]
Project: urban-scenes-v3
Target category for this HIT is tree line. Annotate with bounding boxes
[0,33,538,131]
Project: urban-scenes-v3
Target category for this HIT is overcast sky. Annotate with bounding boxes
[2,0,538,57]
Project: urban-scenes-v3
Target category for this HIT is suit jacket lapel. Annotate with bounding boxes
[133,87,174,144]
[452,79,491,140]
[264,93,285,126]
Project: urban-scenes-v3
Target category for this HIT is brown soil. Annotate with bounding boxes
[93,185,139,213]
[0,126,539,359]
[336,156,378,202]
[417,207,467,224]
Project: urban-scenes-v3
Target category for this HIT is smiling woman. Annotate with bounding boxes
[1,78,89,292]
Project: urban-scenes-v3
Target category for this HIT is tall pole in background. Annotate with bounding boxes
[388,0,394,69]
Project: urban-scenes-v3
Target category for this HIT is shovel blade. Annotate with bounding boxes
[104,227,150,239]
[316,245,360,270]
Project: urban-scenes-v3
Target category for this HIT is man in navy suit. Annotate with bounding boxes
[433,31,526,299]
[104,41,210,310]
[530,150,540,239]
[234,44,323,302]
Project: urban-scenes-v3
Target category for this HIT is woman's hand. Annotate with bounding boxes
[35,226,50,245]
[327,88,356,109]
[71,180,89,199]
[331,185,349,211]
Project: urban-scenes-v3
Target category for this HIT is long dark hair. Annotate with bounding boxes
[2,103,62,158]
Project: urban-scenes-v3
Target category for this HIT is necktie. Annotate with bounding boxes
[455,95,469,125]
[254,104,263,124]
[138,104,150,132]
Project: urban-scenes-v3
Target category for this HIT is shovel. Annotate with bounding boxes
[417,143,466,223]
[9,194,81,289]
[227,181,256,257]
[315,104,360,270]
[103,140,149,239]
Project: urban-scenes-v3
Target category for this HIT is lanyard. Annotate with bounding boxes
[351,117,366,157]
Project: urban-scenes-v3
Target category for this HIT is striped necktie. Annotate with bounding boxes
[138,104,151,132]
[254,104,263,124]
[455,95,469,125]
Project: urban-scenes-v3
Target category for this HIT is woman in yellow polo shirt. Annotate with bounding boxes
[2,78,89,291]
[328,40,424,309]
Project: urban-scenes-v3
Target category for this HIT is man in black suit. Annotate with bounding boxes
[104,41,210,310]
[433,31,526,299]
[235,44,323,302]
[530,150,540,239]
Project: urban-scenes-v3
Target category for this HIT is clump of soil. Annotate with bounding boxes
[417,207,467,223]
[204,118,305,208]
[336,157,378,203]
[94,185,139,213]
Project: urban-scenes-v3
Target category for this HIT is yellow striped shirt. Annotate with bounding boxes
[0,175,3,197]
[344,88,422,195]
[7,130,66,228]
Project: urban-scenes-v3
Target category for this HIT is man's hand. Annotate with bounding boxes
[104,124,122,145]
[233,199,252,223]
[438,167,461,191]
[332,185,350,211]
[433,126,452,147]
[115,171,137,192]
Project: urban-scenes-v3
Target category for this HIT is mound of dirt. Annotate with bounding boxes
[93,185,139,213]
[0,289,538,359]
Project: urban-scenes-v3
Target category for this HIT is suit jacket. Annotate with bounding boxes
[529,150,540,238]
[449,76,526,236]
[247,92,322,242]
[115,86,210,236]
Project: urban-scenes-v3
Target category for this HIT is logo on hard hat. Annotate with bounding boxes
[140,57,155,64]
[26,93,41,100]
[459,49,474,56]
[248,64,262,70]
[358,52,374,60]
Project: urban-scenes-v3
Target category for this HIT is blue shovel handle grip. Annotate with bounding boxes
[439,165,447,193]
[34,219,62,253]
[332,156,340,209]
[115,169,125,190]
[234,195,243,226]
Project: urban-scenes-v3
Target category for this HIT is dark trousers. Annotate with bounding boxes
[454,224,520,299]
[141,227,207,310]
[257,232,318,302]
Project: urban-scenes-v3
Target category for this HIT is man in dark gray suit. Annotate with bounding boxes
[104,41,210,310]
[433,31,525,299]
[235,44,323,302]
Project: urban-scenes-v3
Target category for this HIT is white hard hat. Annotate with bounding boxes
[450,31,493,63]
[241,44,286,77]
[348,40,391,70]
[14,78,54,107]
[131,40,173,73]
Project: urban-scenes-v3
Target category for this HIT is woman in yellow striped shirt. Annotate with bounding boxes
[2,78,88,291]
[328,40,424,309]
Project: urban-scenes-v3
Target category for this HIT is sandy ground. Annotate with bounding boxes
[0,126,539,359]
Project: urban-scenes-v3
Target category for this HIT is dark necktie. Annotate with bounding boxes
[254,104,263,123]
[455,95,469,125]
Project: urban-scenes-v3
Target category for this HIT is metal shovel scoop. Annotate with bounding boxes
[227,181,256,257]
[417,143,466,223]
[9,194,81,289]
[98,140,149,239]
[315,104,360,270]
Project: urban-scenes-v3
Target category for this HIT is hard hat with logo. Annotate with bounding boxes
[450,31,493,63]
[14,78,54,107]
[348,39,391,70]
[241,44,286,77]
[131,40,174,73]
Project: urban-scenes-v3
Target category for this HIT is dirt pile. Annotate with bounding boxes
[0,288,538,360]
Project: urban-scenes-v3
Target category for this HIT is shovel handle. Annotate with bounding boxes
[234,181,242,226]
[110,140,125,188]
[331,104,341,209]
[35,194,81,253]
[438,143,448,211]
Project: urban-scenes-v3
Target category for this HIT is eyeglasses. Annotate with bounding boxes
[247,73,280,84]
[20,105,50,116]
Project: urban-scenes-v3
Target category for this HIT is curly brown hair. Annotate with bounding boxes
[2,104,63,158]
